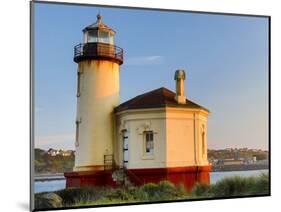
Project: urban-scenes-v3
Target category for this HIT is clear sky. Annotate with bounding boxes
[34,2,269,151]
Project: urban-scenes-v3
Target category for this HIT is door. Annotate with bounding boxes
[123,131,129,168]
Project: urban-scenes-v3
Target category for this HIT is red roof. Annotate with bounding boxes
[114,87,209,113]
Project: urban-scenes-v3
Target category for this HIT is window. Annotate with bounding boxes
[98,30,109,43]
[77,72,81,97]
[144,131,154,155]
[201,126,206,156]
[87,30,98,43]
[109,33,114,45]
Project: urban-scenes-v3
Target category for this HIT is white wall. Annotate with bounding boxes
[166,110,196,167]
[115,109,167,169]
[115,108,209,169]
[166,108,209,167]
[74,60,120,171]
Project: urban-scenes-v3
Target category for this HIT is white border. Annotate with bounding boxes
[1,0,280,211]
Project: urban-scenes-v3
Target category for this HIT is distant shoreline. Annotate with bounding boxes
[34,166,269,181]
[35,173,64,177]
[212,164,269,172]
[34,173,64,181]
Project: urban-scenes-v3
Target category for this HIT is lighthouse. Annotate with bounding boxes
[65,15,211,190]
[65,15,123,187]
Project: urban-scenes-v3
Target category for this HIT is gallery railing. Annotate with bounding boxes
[74,42,123,64]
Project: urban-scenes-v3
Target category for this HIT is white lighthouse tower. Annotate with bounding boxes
[65,15,123,186]
[65,15,211,189]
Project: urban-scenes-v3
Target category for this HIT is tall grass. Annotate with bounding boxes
[192,173,269,198]
[94,181,188,204]
[136,181,187,201]
[34,173,269,209]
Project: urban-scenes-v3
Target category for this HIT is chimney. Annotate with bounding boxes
[174,69,186,104]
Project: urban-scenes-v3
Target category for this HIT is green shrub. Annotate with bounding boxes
[55,186,108,206]
[191,173,269,198]
[35,192,63,209]
[191,183,212,197]
[105,187,134,201]
[139,183,157,199]
[126,186,148,200]
[137,181,185,201]
[35,174,269,208]
[211,174,268,197]
[249,173,269,195]
[158,181,186,198]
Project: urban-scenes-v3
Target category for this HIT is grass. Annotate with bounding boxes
[73,181,189,206]
[192,173,269,198]
[34,173,269,209]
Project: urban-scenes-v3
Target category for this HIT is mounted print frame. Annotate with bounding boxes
[30,1,270,211]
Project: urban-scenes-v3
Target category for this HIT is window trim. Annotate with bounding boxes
[201,125,206,157]
[77,72,82,97]
[142,130,154,159]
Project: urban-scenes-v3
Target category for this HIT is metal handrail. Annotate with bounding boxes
[125,168,144,186]
[74,42,123,63]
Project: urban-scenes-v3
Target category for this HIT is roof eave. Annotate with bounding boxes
[114,104,210,115]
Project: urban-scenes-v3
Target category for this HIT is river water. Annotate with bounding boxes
[34,169,268,193]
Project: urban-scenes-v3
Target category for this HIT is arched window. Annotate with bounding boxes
[77,72,81,97]
[77,68,83,97]
[201,125,206,156]
[202,131,205,155]
[144,131,154,155]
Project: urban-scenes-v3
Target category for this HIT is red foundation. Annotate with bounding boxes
[65,165,211,191]
[64,170,117,188]
[126,166,211,191]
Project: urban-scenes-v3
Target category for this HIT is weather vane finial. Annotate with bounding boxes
[97,10,102,23]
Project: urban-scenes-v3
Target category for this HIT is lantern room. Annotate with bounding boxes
[83,14,115,45]
[74,14,123,64]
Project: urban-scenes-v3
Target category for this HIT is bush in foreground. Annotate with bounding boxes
[34,173,269,209]
[99,181,187,204]
[191,173,269,198]
[191,183,213,198]
[35,192,63,209]
[55,186,111,206]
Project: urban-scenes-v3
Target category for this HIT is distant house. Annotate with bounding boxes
[62,150,75,156]
[47,148,75,157]
[223,158,244,166]
[217,158,244,166]
[58,149,64,155]
[47,148,59,156]
[256,159,269,165]
[243,156,257,165]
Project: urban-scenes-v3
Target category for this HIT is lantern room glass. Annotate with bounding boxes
[99,31,109,43]
[85,29,114,45]
[86,30,97,43]
[109,33,114,45]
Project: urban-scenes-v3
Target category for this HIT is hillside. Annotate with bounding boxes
[34,148,74,175]
[208,148,268,161]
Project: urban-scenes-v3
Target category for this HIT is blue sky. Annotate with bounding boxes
[34,2,269,150]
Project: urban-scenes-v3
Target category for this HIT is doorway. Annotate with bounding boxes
[122,130,129,168]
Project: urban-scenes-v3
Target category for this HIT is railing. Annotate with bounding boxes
[74,42,123,64]
[125,168,144,186]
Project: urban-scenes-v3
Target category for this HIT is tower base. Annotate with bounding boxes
[64,170,117,188]
[64,165,211,191]
[126,165,211,191]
